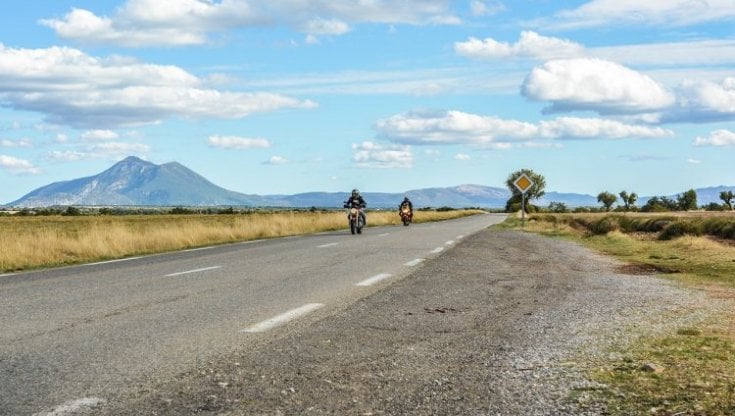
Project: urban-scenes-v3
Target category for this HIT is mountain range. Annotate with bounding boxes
[5,156,733,209]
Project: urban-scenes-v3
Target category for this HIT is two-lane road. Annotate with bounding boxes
[0,213,505,415]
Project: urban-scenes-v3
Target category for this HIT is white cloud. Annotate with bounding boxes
[208,135,271,150]
[454,153,471,161]
[0,155,41,174]
[88,142,151,158]
[46,150,87,161]
[266,155,289,165]
[522,58,676,115]
[668,78,735,123]
[455,31,584,60]
[352,141,413,168]
[0,138,32,148]
[81,129,119,141]
[548,0,735,29]
[693,129,735,147]
[687,158,702,164]
[375,110,673,146]
[41,0,460,47]
[470,1,506,17]
[0,44,316,128]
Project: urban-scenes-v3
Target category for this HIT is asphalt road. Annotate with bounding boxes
[0,213,505,416]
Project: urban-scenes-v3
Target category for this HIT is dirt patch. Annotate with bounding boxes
[615,262,679,275]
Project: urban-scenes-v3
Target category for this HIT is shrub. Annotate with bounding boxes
[659,220,703,240]
[588,217,619,235]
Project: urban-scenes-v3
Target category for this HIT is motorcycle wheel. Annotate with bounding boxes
[350,221,356,235]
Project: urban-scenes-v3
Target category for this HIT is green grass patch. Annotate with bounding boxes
[589,327,735,415]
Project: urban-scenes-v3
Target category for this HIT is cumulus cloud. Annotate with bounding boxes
[667,78,735,123]
[40,0,460,46]
[548,0,735,29]
[522,58,676,115]
[375,110,673,146]
[0,44,316,128]
[208,135,271,150]
[352,141,413,168]
[470,1,506,17]
[455,31,584,60]
[693,129,735,147]
[0,155,41,174]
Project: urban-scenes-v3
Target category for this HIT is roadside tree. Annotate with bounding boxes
[677,189,698,211]
[618,191,638,211]
[720,190,734,210]
[597,191,618,212]
[504,169,546,213]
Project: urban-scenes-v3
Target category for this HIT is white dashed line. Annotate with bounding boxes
[445,240,455,245]
[33,397,106,416]
[431,247,444,254]
[240,303,324,333]
[456,235,464,239]
[318,242,338,248]
[356,273,393,287]
[378,233,390,237]
[165,266,221,277]
[404,259,424,267]
[84,257,142,266]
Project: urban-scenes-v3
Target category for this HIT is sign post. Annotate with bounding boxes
[512,173,534,227]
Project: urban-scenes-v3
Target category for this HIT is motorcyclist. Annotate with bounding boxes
[344,188,367,226]
[399,196,413,212]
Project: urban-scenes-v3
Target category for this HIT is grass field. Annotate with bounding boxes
[0,209,483,272]
[505,212,735,415]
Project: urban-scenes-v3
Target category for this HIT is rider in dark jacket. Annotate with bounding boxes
[344,189,367,225]
[399,196,413,211]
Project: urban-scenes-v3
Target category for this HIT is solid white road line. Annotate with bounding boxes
[0,273,15,277]
[33,397,106,416]
[183,246,215,252]
[356,273,393,287]
[84,257,142,266]
[165,266,222,277]
[240,303,324,333]
[404,259,425,267]
[431,247,444,254]
[318,242,338,248]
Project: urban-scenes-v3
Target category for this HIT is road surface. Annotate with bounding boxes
[0,213,505,415]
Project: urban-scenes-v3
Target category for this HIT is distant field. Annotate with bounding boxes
[0,209,484,272]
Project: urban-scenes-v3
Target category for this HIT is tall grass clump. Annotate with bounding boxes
[659,220,703,240]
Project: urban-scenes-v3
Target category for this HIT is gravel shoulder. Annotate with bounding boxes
[99,227,726,415]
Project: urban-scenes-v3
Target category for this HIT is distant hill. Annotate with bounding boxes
[6,156,734,209]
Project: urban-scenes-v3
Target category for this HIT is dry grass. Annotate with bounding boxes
[0,209,483,272]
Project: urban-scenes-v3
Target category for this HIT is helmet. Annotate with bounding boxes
[403,196,409,201]
[352,189,359,197]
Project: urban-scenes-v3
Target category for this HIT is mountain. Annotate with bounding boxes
[6,157,734,209]
[8,156,263,207]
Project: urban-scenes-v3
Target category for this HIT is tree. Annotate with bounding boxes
[548,201,568,213]
[618,191,638,211]
[597,191,618,212]
[504,169,546,213]
[720,190,734,210]
[677,189,698,211]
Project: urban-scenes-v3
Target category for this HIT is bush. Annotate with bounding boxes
[588,217,619,235]
[659,220,703,240]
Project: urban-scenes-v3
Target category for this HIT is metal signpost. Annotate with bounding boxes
[513,173,534,227]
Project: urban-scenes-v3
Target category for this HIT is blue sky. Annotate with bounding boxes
[1,0,735,203]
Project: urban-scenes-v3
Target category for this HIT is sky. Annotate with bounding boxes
[1,0,735,203]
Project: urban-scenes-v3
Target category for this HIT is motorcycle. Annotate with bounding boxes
[399,204,413,226]
[344,204,365,234]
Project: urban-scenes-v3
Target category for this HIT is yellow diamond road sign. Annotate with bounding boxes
[513,173,534,194]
